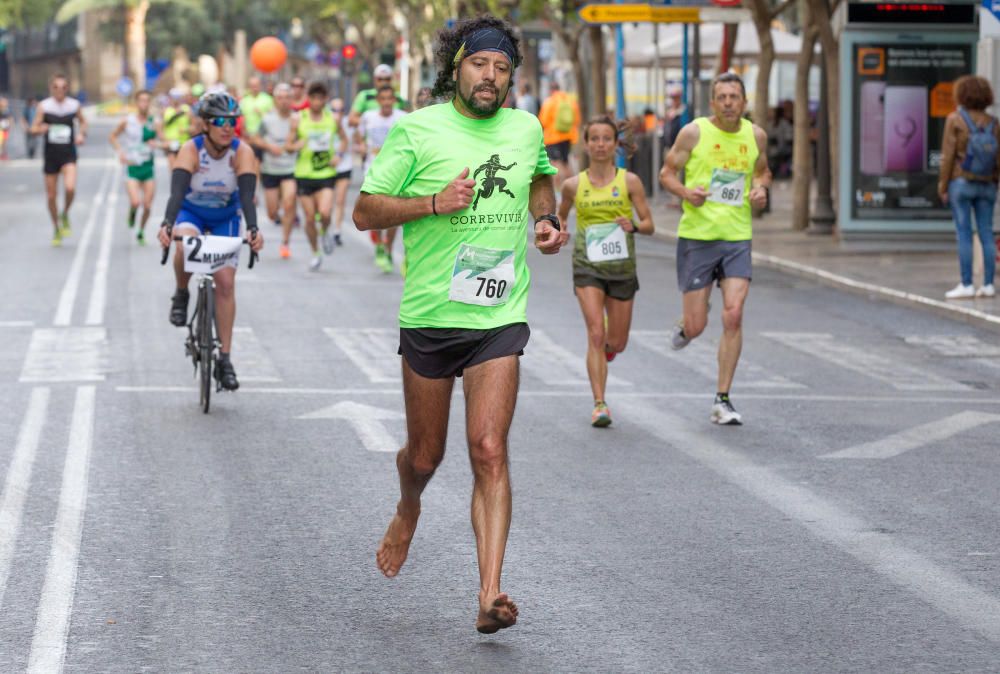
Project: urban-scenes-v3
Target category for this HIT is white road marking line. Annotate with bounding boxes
[323,327,400,384]
[522,328,631,387]
[84,174,121,326]
[232,327,282,382]
[52,166,114,327]
[0,388,50,611]
[903,334,1000,358]
[631,330,806,389]
[0,320,34,327]
[299,401,404,452]
[20,327,108,383]
[629,400,1000,643]
[109,385,1000,405]
[820,411,1000,460]
[762,331,968,391]
[28,386,97,674]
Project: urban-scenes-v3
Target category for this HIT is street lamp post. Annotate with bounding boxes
[810,48,836,235]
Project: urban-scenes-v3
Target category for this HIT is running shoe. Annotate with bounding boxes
[279,244,291,259]
[976,284,996,298]
[214,357,239,391]
[59,213,71,238]
[51,230,62,247]
[334,233,343,246]
[591,401,612,427]
[670,318,690,350]
[380,251,394,274]
[710,395,743,426]
[321,228,336,255]
[309,254,322,272]
[945,283,975,300]
[136,229,145,245]
[169,289,189,327]
[374,244,390,272]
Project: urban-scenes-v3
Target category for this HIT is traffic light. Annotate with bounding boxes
[341,44,357,60]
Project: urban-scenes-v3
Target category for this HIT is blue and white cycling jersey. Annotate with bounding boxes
[178,136,241,235]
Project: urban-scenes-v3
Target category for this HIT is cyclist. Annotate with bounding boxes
[286,81,347,270]
[157,92,264,391]
[250,83,299,259]
[30,73,87,246]
[109,89,162,244]
[557,116,654,427]
[359,85,407,272]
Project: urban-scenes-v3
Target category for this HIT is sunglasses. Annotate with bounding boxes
[209,117,238,128]
[292,82,305,88]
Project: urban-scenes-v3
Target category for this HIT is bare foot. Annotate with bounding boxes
[375,506,419,578]
[475,592,519,634]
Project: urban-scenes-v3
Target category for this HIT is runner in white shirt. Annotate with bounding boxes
[358,86,407,273]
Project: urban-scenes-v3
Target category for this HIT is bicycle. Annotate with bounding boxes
[161,227,258,413]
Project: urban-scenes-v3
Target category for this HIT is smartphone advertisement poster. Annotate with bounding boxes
[851,43,972,220]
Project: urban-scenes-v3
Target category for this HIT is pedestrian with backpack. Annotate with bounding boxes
[539,81,581,189]
[939,75,1000,299]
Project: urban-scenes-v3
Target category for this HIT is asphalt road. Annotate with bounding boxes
[1,121,999,672]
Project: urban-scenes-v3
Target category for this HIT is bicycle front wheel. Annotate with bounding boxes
[199,282,215,414]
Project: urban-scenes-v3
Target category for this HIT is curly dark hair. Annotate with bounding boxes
[431,15,521,99]
[955,75,994,111]
[583,115,638,159]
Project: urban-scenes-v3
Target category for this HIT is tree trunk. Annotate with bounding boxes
[792,4,818,230]
[716,23,739,75]
[125,1,150,89]
[807,0,840,200]
[748,0,775,126]
[587,25,606,118]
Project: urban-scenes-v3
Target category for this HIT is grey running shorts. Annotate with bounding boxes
[398,323,530,379]
[676,238,752,292]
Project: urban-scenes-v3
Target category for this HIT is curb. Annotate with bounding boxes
[652,229,1000,332]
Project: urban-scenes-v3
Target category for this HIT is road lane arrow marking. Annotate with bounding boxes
[298,401,404,453]
[820,411,1000,460]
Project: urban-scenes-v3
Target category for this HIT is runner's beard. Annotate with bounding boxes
[459,81,504,117]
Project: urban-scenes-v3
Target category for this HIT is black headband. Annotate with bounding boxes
[453,27,519,68]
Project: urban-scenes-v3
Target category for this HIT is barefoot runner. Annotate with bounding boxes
[557,115,654,427]
[353,15,566,634]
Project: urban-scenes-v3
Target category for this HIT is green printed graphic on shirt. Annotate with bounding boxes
[294,109,338,180]
[362,102,557,329]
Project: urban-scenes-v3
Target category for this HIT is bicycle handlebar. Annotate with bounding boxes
[159,226,259,269]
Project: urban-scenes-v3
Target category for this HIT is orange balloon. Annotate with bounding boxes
[250,37,287,74]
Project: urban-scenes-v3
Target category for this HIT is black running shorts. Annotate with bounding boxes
[398,323,530,379]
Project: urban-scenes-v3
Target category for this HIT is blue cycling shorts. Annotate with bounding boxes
[176,208,242,238]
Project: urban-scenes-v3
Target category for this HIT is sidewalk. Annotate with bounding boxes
[649,180,1000,331]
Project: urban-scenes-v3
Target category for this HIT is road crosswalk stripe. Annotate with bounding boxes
[0,387,50,612]
[28,386,96,674]
[903,334,1000,358]
[631,330,806,389]
[762,331,968,391]
[324,327,400,384]
[20,327,108,383]
[233,327,282,382]
[522,328,632,387]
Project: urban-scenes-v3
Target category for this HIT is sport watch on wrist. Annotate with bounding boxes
[535,214,561,231]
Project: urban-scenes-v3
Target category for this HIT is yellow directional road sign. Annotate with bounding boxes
[578,3,703,23]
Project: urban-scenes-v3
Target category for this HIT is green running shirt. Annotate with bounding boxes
[362,102,557,330]
[678,117,758,241]
[351,88,408,115]
[294,108,338,180]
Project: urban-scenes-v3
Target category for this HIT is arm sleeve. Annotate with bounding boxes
[237,173,258,229]
[163,168,192,226]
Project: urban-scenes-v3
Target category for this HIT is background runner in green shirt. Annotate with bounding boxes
[348,63,409,127]
[352,15,566,637]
